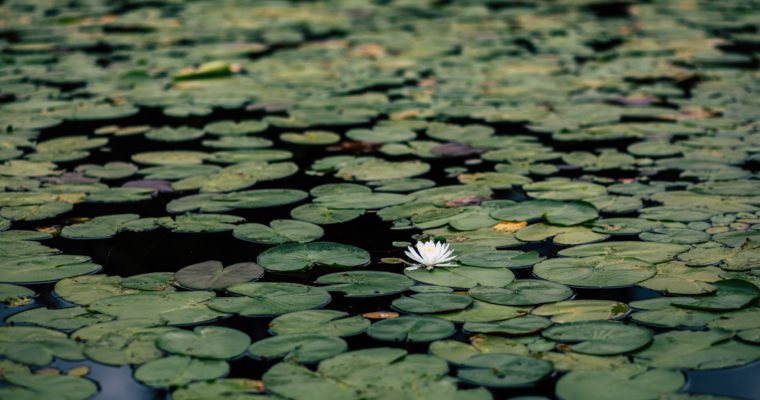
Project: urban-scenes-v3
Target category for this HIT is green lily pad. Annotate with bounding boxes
[88,291,227,325]
[6,306,113,330]
[290,204,364,224]
[0,326,84,366]
[0,255,101,284]
[670,279,760,311]
[171,379,267,400]
[404,266,515,289]
[634,329,760,370]
[316,271,413,298]
[532,300,629,323]
[0,372,97,400]
[556,366,684,400]
[437,300,529,323]
[249,334,348,363]
[269,310,370,337]
[542,321,652,355]
[557,241,689,264]
[209,282,330,318]
[391,293,473,313]
[0,283,34,306]
[458,250,545,269]
[280,131,341,145]
[469,279,573,306]
[490,200,599,226]
[458,353,553,388]
[156,326,250,360]
[72,319,175,365]
[134,355,229,389]
[233,219,324,244]
[534,256,656,288]
[368,316,455,342]
[463,315,552,336]
[257,242,370,273]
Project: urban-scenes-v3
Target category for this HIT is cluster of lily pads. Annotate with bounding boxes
[2,0,760,399]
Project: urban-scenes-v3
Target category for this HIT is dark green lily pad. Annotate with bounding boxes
[233,219,323,244]
[556,366,684,400]
[367,316,455,342]
[249,334,347,363]
[463,315,552,336]
[157,326,250,360]
[210,281,330,317]
[316,271,413,298]
[257,242,370,273]
[134,355,229,388]
[459,250,545,269]
[469,279,573,306]
[457,353,553,388]
[391,293,472,314]
[88,291,227,325]
[269,310,370,337]
[404,266,515,289]
[542,321,652,355]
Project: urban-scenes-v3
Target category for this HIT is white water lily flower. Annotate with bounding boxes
[404,240,457,271]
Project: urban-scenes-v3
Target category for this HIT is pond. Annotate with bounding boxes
[1,0,760,399]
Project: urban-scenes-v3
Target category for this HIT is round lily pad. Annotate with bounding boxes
[6,306,113,330]
[280,131,340,145]
[634,330,760,370]
[391,293,472,314]
[290,203,364,224]
[233,220,324,244]
[463,315,552,336]
[0,372,98,400]
[556,367,685,400]
[209,282,330,318]
[157,326,250,360]
[87,291,227,325]
[469,279,574,306]
[269,310,370,337]
[316,271,413,298]
[134,355,229,388]
[459,250,545,269]
[542,321,652,355]
[534,256,656,288]
[367,316,456,342]
[248,334,347,363]
[404,266,515,289]
[72,319,175,365]
[532,300,629,323]
[0,255,102,284]
[557,241,689,264]
[257,242,370,273]
[458,353,553,388]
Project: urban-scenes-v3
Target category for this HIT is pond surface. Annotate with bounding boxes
[1,0,760,399]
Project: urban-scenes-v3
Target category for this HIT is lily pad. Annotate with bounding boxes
[458,353,553,388]
[233,220,324,244]
[542,321,652,355]
[134,355,229,388]
[156,326,250,360]
[175,260,264,290]
[257,242,370,273]
[367,316,456,342]
[209,282,330,318]
[249,334,348,363]
[269,310,370,337]
[316,271,413,297]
